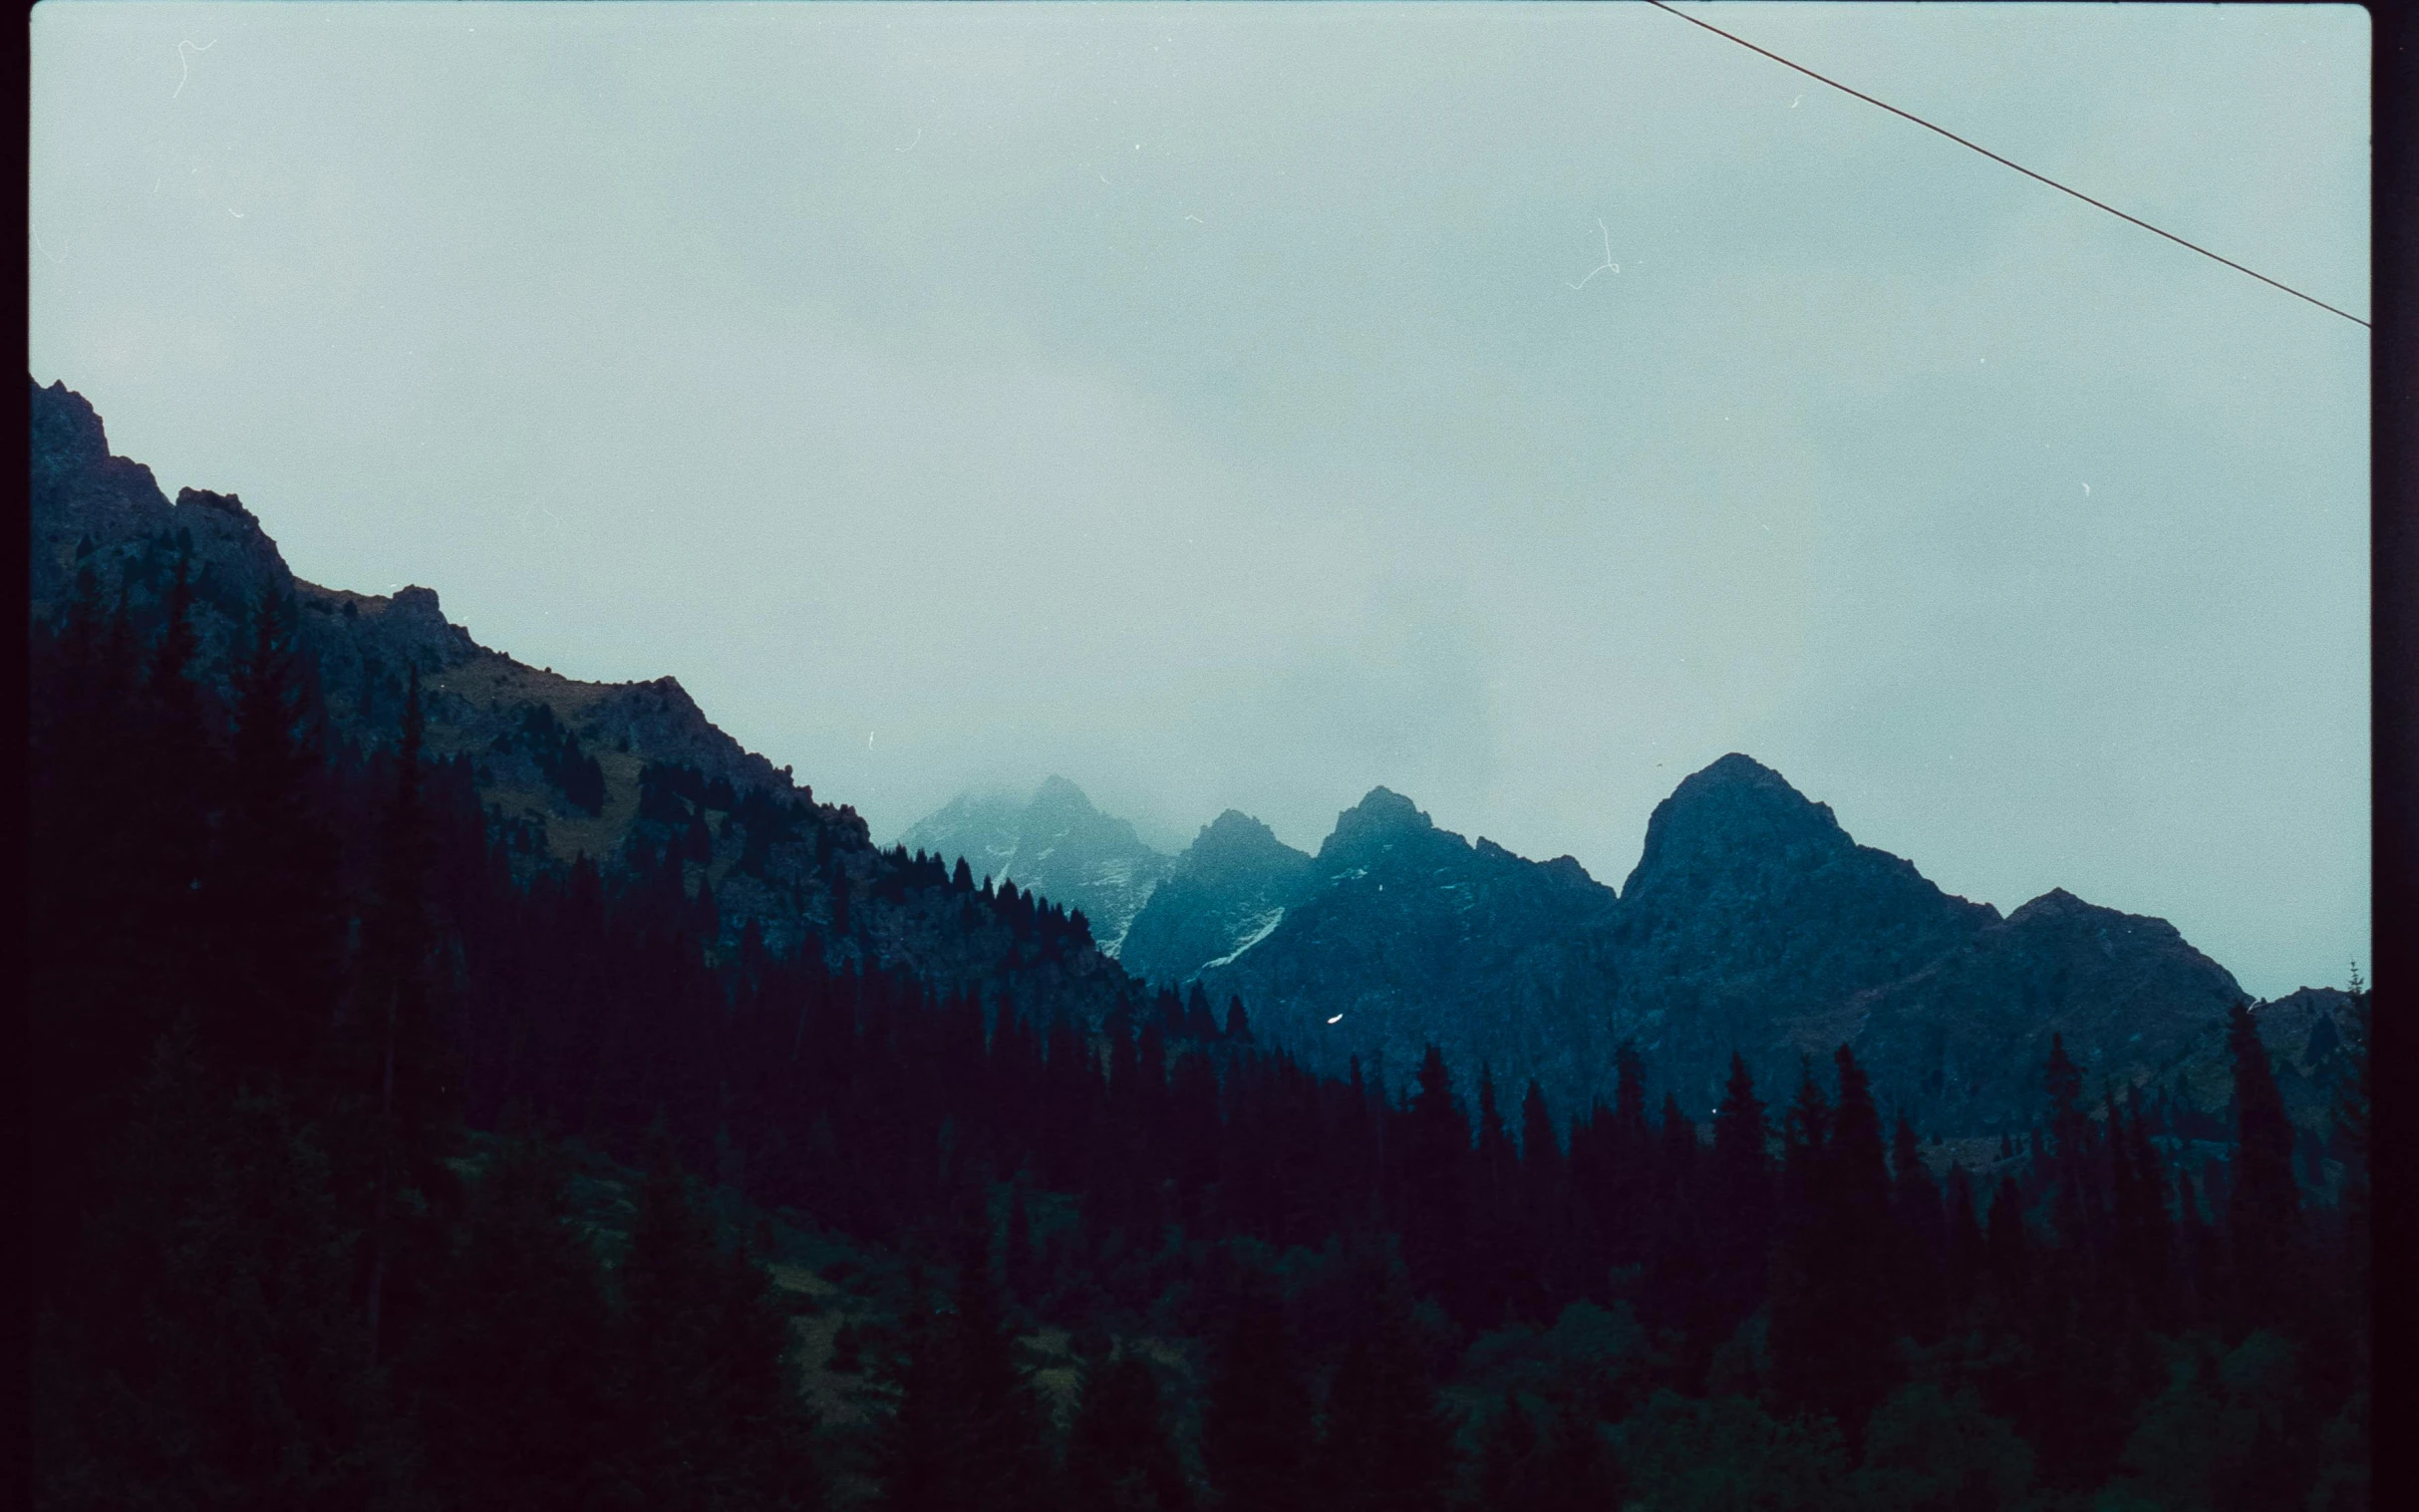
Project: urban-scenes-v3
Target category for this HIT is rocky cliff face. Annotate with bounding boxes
[896,777,1174,955]
[1117,809,1316,987]
[1192,788,1627,1112]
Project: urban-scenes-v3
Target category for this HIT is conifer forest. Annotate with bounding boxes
[27,525,2373,1511]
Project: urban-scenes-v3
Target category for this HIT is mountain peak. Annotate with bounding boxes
[1195,808,1290,854]
[1033,774,1098,812]
[1317,785,1437,867]
[1666,753,1828,814]
[1178,809,1313,883]
[2006,887,2087,922]
[1627,755,1848,892]
[1343,785,1431,832]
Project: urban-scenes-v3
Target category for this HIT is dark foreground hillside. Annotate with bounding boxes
[28,377,2370,1511]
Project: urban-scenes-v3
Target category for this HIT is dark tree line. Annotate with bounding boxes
[30,571,2371,1510]
[30,567,818,1510]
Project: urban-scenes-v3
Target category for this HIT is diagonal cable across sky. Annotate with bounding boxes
[1641,0,2370,329]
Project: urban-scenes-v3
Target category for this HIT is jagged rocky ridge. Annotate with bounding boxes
[31,374,2351,1141]
[896,777,1174,956]
[27,376,1127,1013]
[1127,758,2340,1137]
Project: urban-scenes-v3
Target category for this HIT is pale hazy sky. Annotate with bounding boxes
[31,2,2369,997]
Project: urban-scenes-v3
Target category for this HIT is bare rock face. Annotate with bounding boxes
[1118,810,1315,988]
[898,776,1173,955]
[1603,755,2001,1119]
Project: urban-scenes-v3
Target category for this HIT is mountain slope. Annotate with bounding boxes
[1193,788,1626,1111]
[27,376,1125,1006]
[1117,809,1316,987]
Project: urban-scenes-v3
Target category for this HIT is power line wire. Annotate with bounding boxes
[1641,0,2370,330]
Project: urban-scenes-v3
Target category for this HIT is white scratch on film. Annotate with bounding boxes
[175,40,214,101]
[1566,219,1620,290]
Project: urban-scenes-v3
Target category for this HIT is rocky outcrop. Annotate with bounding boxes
[31,379,302,690]
[897,777,1174,955]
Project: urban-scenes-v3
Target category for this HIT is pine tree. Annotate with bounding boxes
[35,1027,418,1511]
[1184,982,1219,1040]
[1984,1174,2030,1306]
[1943,1163,1986,1317]
[1397,1045,1473,1323]
[351,667,460,1363]
[1598,1042,1653,1274]
[1514,1080,1565,1321]
[1802,1047,1900,1438]
[2224,1002,2300,1332]
[2040,1035,2105,1267]
[1316,1272,1458,1512]
[2112,1089,2177,1330]
[209,589,343,1085]
[408,1135,618,1512]
[1890,1112,1948,1343]
[875,1232,1055,1512]
[1472,1066,1520,1327]
[1201,1286,1316,1512]
[1767,1062,1830,1415]
[30,572,154,1307]
[1645,1093,1707,1344]
[1225,996,1253,1045]
[1066,1349,1194,1512]
[1704,1055,1773,1340]
[130,546,220,1040]
[609,1160,821,1511]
